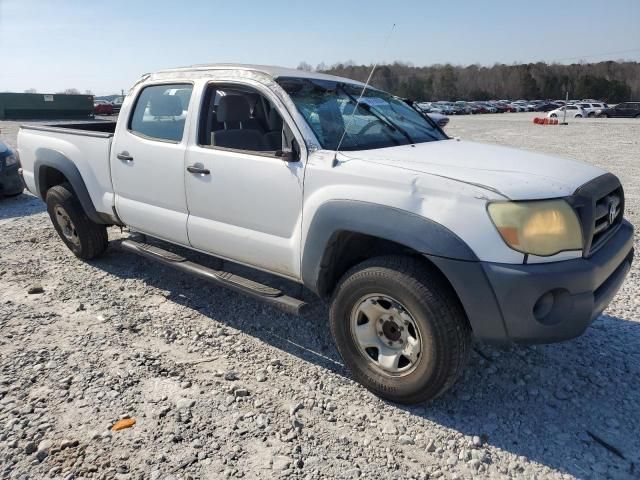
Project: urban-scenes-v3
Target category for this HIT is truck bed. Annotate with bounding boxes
[18,121,117,216]
[21,121,117,137]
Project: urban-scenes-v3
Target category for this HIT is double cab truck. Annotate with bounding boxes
[17,64,634,404]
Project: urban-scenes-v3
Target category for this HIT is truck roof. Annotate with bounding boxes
[150,63,364,86]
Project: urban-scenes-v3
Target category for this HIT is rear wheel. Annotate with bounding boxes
[550,113,557,118]
[599,113,609,118]
[329,256,472,404]
[46,183,108,259]
[588,112,595,118]
[575,114,583,118]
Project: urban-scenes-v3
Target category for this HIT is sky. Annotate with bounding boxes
[1,0,639,95]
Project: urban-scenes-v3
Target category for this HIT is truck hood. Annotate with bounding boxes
[344,139,605,200]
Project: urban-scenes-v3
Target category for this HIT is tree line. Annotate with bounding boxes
[298,61,640,102]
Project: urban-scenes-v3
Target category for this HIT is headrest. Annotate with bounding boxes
[267,108,283,131]
[150,95,183,117]
[217,95,251,123]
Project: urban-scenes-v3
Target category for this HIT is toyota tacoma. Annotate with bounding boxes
[17,64,634,403]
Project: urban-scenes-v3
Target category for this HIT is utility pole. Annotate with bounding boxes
[560,90,569,125]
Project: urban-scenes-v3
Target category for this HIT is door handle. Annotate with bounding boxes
[187,165,210,175]
[117,152,134,162]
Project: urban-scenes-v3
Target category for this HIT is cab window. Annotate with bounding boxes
[198,84,295,155]
[129,84,193,142]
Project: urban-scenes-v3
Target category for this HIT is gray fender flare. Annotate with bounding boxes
[34,148,106,224]
[301,200,478,295]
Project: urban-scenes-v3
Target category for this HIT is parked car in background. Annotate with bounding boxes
[511,101,531,111]
[577,102,608,117]
[433,102,456,115]
[597,102,640,118]
[407,102,449,128]
[488,102,508,113]
[479,102,498,113]
[548,105,586,118]
[415,102,433,113]
[454,101,472,114]
[111,97,125,114]
[94,100,114,116]
[0,139,23,197]
[535,102,560,112]
[469,102,489,113]
[426,112,449,128]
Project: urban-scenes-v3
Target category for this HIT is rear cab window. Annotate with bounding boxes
[129,84,193,142]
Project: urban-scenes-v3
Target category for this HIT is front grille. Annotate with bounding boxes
[569,173,625,257]
[591,187,623,252]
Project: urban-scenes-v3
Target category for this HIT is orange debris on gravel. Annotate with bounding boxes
[111,418,136,431]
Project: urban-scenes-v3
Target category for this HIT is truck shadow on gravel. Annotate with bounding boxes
[93,236,639,480]
[0,192,45,221]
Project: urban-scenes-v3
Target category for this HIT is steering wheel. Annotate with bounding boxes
[357,121,382,135]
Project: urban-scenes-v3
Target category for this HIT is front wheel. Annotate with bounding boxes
[46,183,108,259]
[575,114,583,118]
[329,256,472,404]
[550,113,557,118]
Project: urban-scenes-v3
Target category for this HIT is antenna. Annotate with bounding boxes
[333,23,396,167]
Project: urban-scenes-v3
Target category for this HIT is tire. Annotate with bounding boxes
[588,112,595,118]
[575,114,583,118]
[46,183,108,259]
[599,113,608,118]
[329,255,472,404]
[550,113,557,118]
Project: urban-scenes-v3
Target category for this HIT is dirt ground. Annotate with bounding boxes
[1,113,639,479]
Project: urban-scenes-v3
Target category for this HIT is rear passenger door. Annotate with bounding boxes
[111,83,194,245]
[184,81,305,279]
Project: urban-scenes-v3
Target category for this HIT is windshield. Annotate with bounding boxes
[276,77,447,151]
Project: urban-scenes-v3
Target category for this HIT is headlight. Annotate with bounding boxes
[487,200,583,256]
[5,154,18,167]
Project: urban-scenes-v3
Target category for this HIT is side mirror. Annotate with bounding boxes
[275,138,301,162]
[275,149,297,162]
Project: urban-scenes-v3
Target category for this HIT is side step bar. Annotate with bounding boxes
[120,239,307,316]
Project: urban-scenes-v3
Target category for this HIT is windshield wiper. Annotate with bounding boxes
[337,83,415,145]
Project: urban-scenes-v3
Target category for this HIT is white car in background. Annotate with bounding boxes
[548,105,587,119]
[576,102,608,117]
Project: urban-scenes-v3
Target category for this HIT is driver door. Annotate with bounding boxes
[184,82,305,278]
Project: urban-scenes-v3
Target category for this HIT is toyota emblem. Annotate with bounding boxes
[609,202,617,224]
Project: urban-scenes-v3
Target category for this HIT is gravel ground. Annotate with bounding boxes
[0,113,639,479]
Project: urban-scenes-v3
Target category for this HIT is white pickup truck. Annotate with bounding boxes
[18,64,634,404]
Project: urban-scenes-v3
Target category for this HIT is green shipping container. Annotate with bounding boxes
[0,92,93,120]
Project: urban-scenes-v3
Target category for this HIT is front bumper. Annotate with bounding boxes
[0,165,24,196]
[428,219,634,344]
